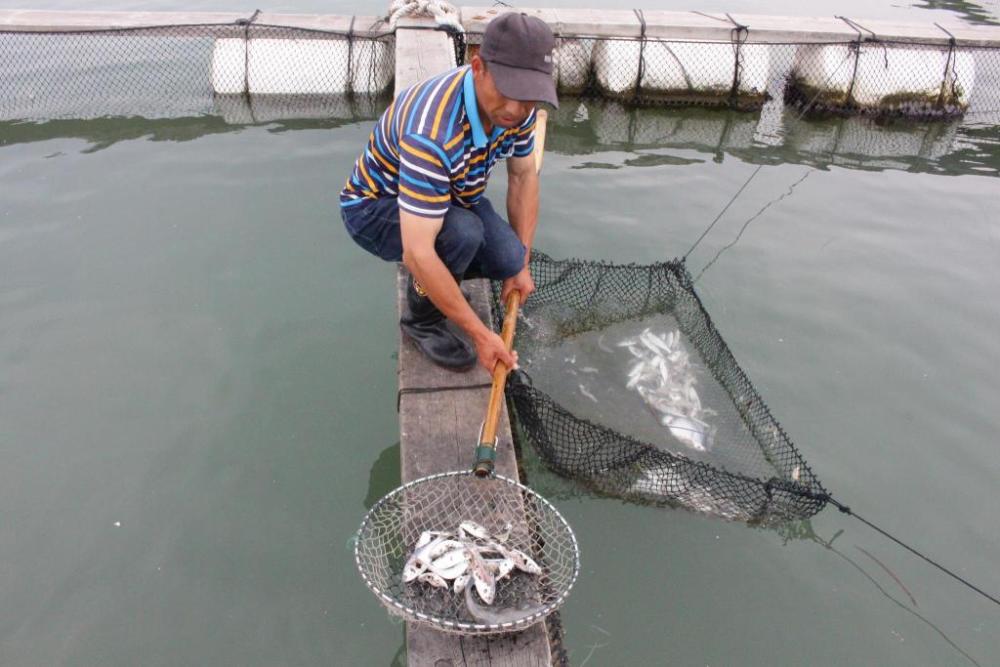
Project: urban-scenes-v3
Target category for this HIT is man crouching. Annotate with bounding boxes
[340,13,558,372]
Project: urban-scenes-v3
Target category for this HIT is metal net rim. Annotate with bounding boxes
[353,470,581,635]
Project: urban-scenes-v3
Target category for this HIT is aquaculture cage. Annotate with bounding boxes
[491,253,828,523]
[465,21,1000,123]
[0,14,395,123]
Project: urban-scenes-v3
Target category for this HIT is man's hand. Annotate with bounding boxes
[473,329,518,375]
[501,266,535,306]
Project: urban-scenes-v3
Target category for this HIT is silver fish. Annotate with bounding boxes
[579,384,598,403]
[402,558,426,583]
[467,548,496,604]
[485,542,543,576]
[453,573,471,594]
[464,580,545,625]
[428,547,470,579]
[483,557,516,581]
[413,537,464,568]
[661,413,710,451]
[417,572,449,588]
[493,522,512,543]
[458,520,491,542]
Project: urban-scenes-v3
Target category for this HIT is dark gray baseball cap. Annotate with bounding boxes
[479,12,559,108]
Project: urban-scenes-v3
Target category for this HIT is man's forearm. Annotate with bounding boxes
[507,170,539,264]
[403,248,491,342]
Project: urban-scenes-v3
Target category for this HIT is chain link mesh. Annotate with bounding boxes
[1,21,395,122]
[491,253,828,524]
[355,472,579,634]
[540,34,1000,122]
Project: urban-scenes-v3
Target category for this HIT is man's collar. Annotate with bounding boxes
[463,67,488,149]
[463,67,504,148]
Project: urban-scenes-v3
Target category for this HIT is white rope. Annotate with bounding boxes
[386,0,464,33]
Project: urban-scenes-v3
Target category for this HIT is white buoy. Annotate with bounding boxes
[592,40,640,96]
[790,44,975,114]
[592,39,769,105]
[552,39,594,94]
[210,38,247,95]
[210,38,393,95]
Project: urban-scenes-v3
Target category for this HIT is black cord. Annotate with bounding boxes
[632,8,647,103]
[397,383,493,411]
[786,488,1000,608]
[684,39,856,264]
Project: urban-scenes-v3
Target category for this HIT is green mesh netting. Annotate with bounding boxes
[492,252,827,523]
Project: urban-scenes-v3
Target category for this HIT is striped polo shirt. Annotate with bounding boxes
[340,65,536,219]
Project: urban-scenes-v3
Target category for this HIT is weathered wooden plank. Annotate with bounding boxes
[393,23,552,666]
[397,269,553,666]
[0,9,388,36]
[460,7,1000,46]
[395,22,457,93]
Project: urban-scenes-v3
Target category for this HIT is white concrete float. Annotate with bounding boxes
[591,40,770,106]
[210,37,393,95]
[552,38,593,94]
[789,43,975,114]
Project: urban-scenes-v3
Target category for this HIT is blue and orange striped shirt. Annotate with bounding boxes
[340,65,536,219]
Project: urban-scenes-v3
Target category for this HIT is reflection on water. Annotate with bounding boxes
[364,441,400,510]
[549,98,1000,177]
[4,93,999,176]
[0,106,375,153]
[913,0,1000,26]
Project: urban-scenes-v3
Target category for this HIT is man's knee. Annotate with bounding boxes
[489,240,527,279]
[435,207,485,272]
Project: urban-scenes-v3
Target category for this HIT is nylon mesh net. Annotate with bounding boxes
[491,253,827,523]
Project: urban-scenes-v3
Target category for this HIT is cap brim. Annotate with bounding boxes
[487,60,559,109]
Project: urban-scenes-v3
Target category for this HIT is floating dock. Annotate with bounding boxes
[4,7,1000,665]
[394,18,556,667]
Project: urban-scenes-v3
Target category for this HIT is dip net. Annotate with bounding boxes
[491,253,827,523]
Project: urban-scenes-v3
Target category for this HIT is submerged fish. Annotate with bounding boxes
[621,327,714,452]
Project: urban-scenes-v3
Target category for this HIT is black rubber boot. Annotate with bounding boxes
[400,277,477,371]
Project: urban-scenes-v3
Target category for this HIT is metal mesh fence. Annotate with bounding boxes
[491,253,828,524]
[1,20,395,123]
[540,34,1000,123]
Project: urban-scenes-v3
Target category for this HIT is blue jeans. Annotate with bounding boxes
[341,196,526,280]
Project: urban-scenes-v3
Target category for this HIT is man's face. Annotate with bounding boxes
[471,56,535,130]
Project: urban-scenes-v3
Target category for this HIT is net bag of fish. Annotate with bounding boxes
[355,472,579,634]
[491,252,827,523]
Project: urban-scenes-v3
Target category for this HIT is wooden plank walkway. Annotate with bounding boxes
[394,18,554,667]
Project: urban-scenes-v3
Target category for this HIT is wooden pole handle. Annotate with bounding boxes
[473,290,520,477]
[472,107,547,478]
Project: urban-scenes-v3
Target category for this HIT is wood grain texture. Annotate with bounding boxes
[394,25,552,666]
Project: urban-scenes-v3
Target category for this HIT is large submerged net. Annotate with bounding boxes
[492,253,827,523]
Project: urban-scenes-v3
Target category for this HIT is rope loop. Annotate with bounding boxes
[387,0,464,33]
[632,8,647,103]
[725,13,749,109]
[935,22,959,109]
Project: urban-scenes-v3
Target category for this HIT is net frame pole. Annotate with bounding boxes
[474,107,549,476]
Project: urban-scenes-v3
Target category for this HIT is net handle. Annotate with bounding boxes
[473,289,520,477]
[473,108,547,477]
